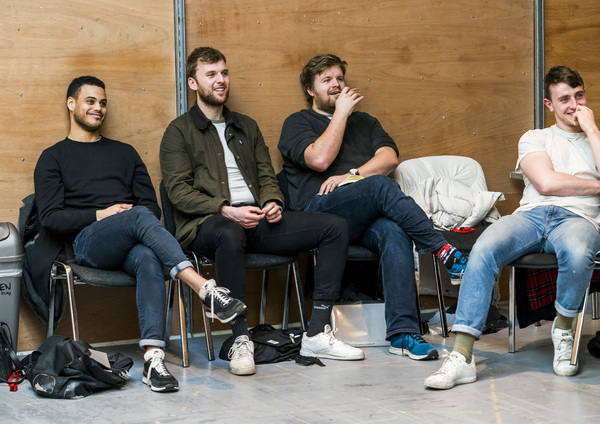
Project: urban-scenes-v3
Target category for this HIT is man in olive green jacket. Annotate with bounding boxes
[160,47,364,377]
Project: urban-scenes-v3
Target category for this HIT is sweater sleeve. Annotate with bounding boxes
[129,147,161,219]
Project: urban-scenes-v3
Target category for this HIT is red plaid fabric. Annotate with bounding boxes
[524,269,600,311]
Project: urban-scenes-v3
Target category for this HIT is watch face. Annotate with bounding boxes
[350,168,359,175]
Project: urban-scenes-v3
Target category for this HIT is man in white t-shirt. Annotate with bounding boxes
[425,66,600,389]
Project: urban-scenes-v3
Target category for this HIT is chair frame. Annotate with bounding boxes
[507,253,600,365]
[159,181,308,366]
[47,259,137,341]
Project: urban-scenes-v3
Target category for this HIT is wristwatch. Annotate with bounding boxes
[349,168,360,176]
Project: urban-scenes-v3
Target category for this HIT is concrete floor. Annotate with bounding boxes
[3,309,600,424]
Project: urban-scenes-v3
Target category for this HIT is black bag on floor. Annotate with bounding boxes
[219,324,303,364]
[0,322,25,392]
[22,335,134,399]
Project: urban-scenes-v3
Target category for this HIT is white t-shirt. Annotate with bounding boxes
[515,125,600,228]
[212,120,256,206]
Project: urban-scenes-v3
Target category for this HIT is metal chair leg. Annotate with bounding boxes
[260,269,269,324]
[432,254,448,337]
[176,279,190,367]
[571,286,589,366]
[508,266,516,353]
[291,261,308,331]
[164,278,176,348]
[592,291,599,320]
[202,308,214,361]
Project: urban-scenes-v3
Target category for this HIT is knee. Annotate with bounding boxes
[128,245,161,270]
[320,214,350,245]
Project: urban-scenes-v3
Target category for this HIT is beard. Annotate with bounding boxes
[313,93,336,114]
[198,85,229,107]
[73,109,104,132]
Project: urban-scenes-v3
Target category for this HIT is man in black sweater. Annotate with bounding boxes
[34,76,246,393]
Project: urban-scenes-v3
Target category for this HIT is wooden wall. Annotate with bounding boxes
[544,1,600,125]
[2,0,177,350]
[4,1,596,351]
[185,0,534,215]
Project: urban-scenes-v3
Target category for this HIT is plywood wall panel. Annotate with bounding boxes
[1,1,176,350]
[0,1,176,226]
[544,1,600,127]
[184,0,534,216]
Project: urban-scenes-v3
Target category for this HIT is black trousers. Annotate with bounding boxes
[191,211,349,303]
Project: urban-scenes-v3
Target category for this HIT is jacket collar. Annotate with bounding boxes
[189,102,242,130]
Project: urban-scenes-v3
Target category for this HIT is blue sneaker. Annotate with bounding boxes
[389,333,439,360]
[446,251,468,285]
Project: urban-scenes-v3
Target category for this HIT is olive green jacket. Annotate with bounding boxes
[160,103,284,246]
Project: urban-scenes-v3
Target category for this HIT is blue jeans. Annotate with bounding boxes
[73,206,193,349]
[305,175,448,338]
[453,205,600,338]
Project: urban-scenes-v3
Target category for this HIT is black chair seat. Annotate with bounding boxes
[67,261,137,288]
[347,245,378,260]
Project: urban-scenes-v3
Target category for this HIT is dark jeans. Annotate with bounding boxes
[190,211,349,304]
[73,206,193,349]
[305,175,447,337]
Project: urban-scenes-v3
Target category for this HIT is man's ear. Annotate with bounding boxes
[66,97,76,112]
[187,77,198,91]
[543,98,554,112]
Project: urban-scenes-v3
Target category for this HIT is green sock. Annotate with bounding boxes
[554,314,574,331]
[454,332,476,363]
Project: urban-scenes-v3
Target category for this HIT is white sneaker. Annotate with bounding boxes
[228,335,256,376]
[300,325,365,360]
[551,319,578,377]
[424,351,476,389]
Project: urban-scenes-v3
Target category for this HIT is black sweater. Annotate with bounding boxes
[34,137,161,241]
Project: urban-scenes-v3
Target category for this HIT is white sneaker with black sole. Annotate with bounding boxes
[300,325,365,360]
[200,279,247,323]
[551,318,578,377]
[228,335,256,376]
[142,348,179,392]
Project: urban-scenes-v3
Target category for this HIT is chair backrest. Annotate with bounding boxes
[159,181,177,236]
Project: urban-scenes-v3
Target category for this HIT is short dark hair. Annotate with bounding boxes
[66,76,105,100]
[186,47,227,80]
[544,66,584,101]
[299,54,347,104]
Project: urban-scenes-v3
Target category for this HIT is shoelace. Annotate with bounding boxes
[432,351,461,376]
[207,286,233,319]
[149,355,170,378]
[555,333,574,361]
[324,327,345,347]
[229,338,253,360]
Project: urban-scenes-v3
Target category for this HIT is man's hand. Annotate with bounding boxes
[318,173,350,195]
[221,205,265,228]
[262,202,282,223]
[96,204,133,221]
[334,87,364,118]
[574,105,600,136]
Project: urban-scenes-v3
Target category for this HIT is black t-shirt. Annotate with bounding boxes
[278,108,398,211]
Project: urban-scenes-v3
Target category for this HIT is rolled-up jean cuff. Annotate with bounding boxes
[139,338,166,350]
[170,260,194,280]
[554,300,581,318]
[451,324,482,339]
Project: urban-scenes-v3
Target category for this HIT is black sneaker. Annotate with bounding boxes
[142,349,179,392]
[201,279,247,323]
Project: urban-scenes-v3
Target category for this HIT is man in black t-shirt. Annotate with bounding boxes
[278,54,470,361]
[34,76,246,393]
